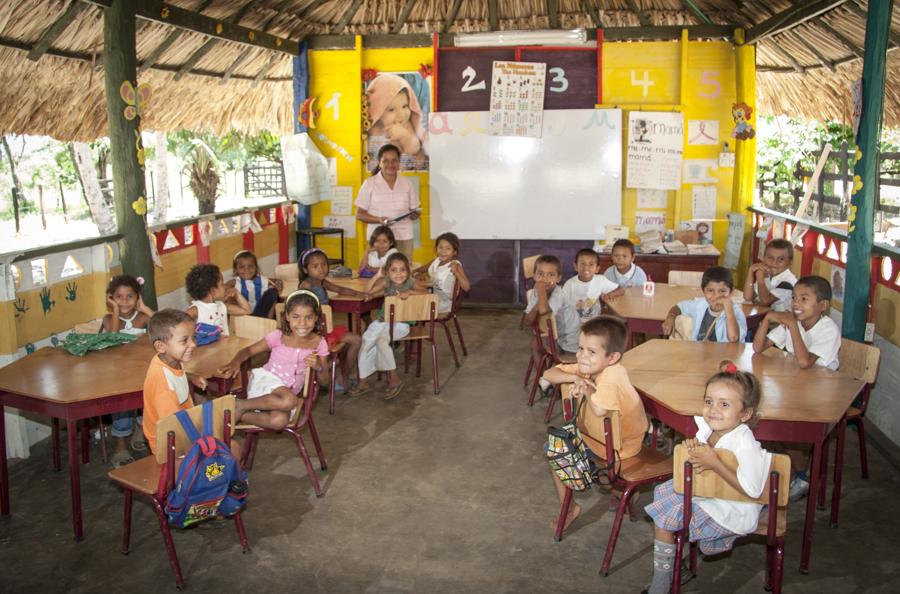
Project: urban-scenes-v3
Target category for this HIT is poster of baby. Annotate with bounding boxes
[363,71,431,172]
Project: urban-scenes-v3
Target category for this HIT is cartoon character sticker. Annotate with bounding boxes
[731,102,756,140]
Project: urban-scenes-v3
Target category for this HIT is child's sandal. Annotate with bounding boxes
[383,382,404,400]
[346,382,371,397]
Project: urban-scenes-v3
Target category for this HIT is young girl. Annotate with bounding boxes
[185,264,251,334]
[358,225,399,278]
[642,361,771,594]
[414,232,471,315]
[358,252,426,399]
[218,291,329,430]
[101,274,155,466]
[227,250,281,318]
[297,248,366,395]
[101,274,154,334]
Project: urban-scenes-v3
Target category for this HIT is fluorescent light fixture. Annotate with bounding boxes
[454,28,588,48]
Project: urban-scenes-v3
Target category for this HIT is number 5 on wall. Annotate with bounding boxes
[697,71,721,99]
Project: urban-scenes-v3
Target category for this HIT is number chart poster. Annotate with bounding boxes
[626,111,684,190]
[364,71,431,172]
[489,61,546,138]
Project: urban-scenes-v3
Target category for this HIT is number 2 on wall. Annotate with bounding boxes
[461,66,487,92]
[697,71,721,99]
[548,67,568,93]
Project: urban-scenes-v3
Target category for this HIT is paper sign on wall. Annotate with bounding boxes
[687,120,719,145]
[605,225,629,243]
[626,112,684,190]
[691,185,717,219]
[634,211,667,233]
[636,189,668,209]
[682,159,718,184]
[489,61,547,138]
[724,213,745,269]
[327,157,338,186]
[331,186,353,215]
[323,215,356,239]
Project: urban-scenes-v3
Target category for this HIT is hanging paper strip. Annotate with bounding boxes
[198,218,214,247]
[148,232,163,268]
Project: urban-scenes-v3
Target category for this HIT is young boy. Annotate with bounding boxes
[524,255,564,373]
[142,309,208,453]
[743,238,797,312]
[603,239,648,288]
[753,275,840,369]
[543,316,649,530]
[557,249,624,353]
[662,267,747,342]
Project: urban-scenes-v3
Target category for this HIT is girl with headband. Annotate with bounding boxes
[227,249,281,319]
[218,290,329,430]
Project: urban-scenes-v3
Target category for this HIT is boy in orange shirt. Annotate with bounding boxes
[542,315,649,531]
[142,309,208,453]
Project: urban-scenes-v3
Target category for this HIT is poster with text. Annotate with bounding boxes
[626,111,684,190]
[489,61,547,138]
[365,72,431,173]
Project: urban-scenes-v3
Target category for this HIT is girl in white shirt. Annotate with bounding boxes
[416,232,471,314]
[643,361,771,594]
[358,225,399,278]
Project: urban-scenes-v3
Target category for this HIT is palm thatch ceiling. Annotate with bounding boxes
[0,0,896,140]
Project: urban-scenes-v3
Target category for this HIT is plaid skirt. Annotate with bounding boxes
[644,479,739,555]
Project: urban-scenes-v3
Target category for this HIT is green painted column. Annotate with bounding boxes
[844,0,893,341]
[103,0,158,309]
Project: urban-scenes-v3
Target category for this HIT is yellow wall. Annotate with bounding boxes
[155,247,198,296]
[211,234,244,275]
[875,283,900,345]
[13,271,108,348]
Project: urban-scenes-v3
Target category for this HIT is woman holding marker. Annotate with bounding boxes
[356,144,420,260]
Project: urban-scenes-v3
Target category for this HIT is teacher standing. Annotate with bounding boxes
[356,144,420,260]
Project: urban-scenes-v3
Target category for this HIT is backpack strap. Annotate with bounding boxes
[201,399,214,438]
[175,409,202,444]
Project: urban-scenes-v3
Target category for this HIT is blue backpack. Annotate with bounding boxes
[164,400,248,528]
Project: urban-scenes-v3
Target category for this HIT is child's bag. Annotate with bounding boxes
[546,396,594,492]
[193,322,222,346]
[165,400,248,528]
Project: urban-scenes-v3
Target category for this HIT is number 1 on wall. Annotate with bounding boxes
[326,92,341,120]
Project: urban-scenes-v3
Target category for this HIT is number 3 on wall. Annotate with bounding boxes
[548,67,568,93]
[698,71,721,99]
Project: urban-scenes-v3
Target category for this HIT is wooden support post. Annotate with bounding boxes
[103,0,158,309]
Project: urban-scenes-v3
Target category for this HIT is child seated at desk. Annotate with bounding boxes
[227,249,281,319]
[142,310,208,453]
[185,264,251,335]
[542,316,649,531]
[358,225,399,278]
[643,362,771,594]
[662,267,747,342]
[523,255,564,387]
[557,248,623,354]
[417,232,471,315]
[603,239,648,288]
[743,238,797,312]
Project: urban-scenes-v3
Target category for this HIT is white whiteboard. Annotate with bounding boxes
[429,109,622,240]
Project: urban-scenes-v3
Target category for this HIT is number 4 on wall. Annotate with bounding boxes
[630,70,655,97]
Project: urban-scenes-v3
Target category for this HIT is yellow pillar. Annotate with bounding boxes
[731,29,757,283]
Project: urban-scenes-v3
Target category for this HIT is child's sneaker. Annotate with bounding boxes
[789,476,809,501]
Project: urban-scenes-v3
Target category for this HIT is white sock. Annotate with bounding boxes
[538,377,551,391]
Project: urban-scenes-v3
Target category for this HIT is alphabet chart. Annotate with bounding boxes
[489,61,546,138]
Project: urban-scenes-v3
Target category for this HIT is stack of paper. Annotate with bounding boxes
[663,240,688,254]
[637,230,663,254]
[686,244,721,256]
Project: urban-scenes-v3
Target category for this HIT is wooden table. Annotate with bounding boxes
[605,283,769,346]
[0,335,250,541]
[621,340,865,574]
[324,276,383,334]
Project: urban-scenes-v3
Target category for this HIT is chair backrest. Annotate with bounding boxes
[534,312,562,360]
[275,303,334,334]
[232,315,278,342]
[385,293,439,323]
[155,395,236,463]
[275,263,299,283]
[522,254,541,281]
[839,338,880,384]
[561,384,623,453]
[667,270,704,287]
[672,444,790,507]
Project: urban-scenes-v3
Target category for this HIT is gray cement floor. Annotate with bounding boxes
[2,309,899,593]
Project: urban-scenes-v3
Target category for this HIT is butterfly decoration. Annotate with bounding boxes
[120,81,152,121]
[135,130,145,167]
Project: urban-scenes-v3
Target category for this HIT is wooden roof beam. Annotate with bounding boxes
[548,0,559,29]
[680,0,713,25]
[81,0,299,55]
[27,0,86,61]
[251,52,281,88]
[791,29,836,71]
[581,0,604,28]
[392,0,417,34]
[443,0,463,32]
[298,0,327,20]
[770,42,807,74]
[625,0,651,27]
[814,18,864,58]
[332,0,364,34]
[137,0,215,74]
[220,46,253,85]
[176,2,257,81]
[845,1,900,48]
[744,0,850,45]
[488,0,499,31]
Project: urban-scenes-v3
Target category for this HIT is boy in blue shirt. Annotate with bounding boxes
[661,267,746,342]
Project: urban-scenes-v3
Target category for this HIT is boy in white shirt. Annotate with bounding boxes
[743,238,797,312]
[603,239,648,288]
[557,249,624,353]
[524,255,565,385]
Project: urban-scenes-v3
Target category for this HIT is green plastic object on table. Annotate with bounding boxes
[60,332,138,356]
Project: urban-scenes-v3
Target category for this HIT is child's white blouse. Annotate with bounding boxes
[367,247,399,269]
[428,258,457,314]
[767,315,841,370]
[191,300,229,336]
[691,416,772,535]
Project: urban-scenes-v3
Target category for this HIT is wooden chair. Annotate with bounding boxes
[276,302,349,415]
[435,281,467,360]
[519,254,541,330]
[525,312,574,413]
[385,293,444,394]
[837,339,880,479]
[671,445,791,594]
[107,395,249,589]
[275,263,299,289]
[553,386,673,576]
[239,370,328,496]
[221,315,278,397]
[667,270,704,287]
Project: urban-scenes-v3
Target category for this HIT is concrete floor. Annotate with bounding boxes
[2,309,900,593]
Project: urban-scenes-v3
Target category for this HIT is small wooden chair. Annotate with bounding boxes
[435,280,467,360]
[107,395,249,589]
[526,312,574,412]
[837,338,880,479]
[222,315,278,397]
[239,370,328,496]
[671,445,791,594]
[385,293,444,394]
[519,254,542,330]
[553,387,673,576]
[667,270,704,287]
[275,263,299,296]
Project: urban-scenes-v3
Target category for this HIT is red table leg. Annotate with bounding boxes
[0,404,8,517]
[80,420,90,464]
[800,437,823,574]
[66,419,84,541]
[52,418,61,471]
[830,416,847,528]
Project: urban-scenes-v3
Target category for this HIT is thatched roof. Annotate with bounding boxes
[0,0,897,140]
